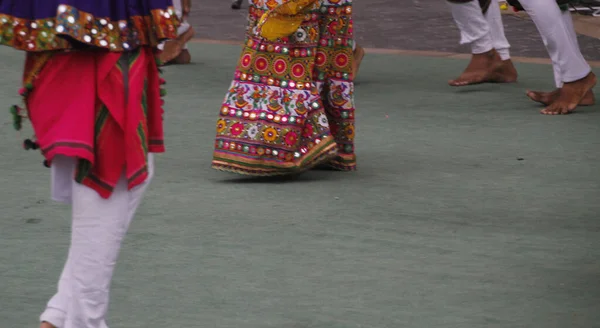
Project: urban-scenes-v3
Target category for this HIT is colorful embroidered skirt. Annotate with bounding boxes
[212,0,357,176]
[0,0,179,52]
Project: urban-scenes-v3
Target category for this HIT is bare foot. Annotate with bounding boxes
[353,45,365,78]
[448,50,518,86]
[526,88,595,106]
[158,27,195,65]
[540,72,597,115]
[169,49,192,65]
[40,322,56,328]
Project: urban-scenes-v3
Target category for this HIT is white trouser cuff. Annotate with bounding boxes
[471,34,494,54]
[563,68,592,84]
[449,1,493,54]
[496,48,510,61]
[485,0,511,59]
[40,308,66,328]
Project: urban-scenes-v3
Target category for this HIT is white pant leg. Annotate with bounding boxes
[51,155,76,204]
[172,0,182,13]
[448,1,493,54]
[539,33,563,88]
[485,0,511,60]
[518,0,591,83]
[179,22,190,50]
[40,155,155,328]
[41,157,77,328]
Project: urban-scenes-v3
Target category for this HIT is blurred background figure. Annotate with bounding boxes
[159,0,195,65]
[232,0,243,9]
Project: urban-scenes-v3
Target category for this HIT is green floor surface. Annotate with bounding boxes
[1,43,599,328]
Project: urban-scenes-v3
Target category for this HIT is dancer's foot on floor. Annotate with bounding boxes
[540,72,597,115]
[448,50,518,86]
[40,322,56,328]
[158,27,195,65]
[527,88,595,107]
[169,49,192,65]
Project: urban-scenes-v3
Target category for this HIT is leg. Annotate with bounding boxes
[447,0,517,86]
[40,156,77,328]
[518,0,596,114]
[158,0,195,65]
[525,9,595,108]
[486,0,510,60]
[168,20,194,65]
[352,41,365,78]
[40,155,154,328]
[485,0,518,80]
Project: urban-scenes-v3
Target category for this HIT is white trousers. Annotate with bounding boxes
[517,0,591,87]
[448,0,512,60]
[40,154,154,328]
[157,0,190,51]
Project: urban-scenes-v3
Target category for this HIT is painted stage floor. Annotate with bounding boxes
[0,42,599,328]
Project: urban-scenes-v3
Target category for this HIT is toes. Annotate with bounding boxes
[449,80,465,86]
[540,107,555,115]
[541,106,573,115]
[526,91,538,100]
[449,78,479,87]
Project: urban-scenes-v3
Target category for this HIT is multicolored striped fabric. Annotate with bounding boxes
[0,1,180,52]
[24,48,165,198]
[211,0,357,176]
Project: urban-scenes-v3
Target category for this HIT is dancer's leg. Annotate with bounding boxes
[447,0,517,86]
[40,156,154,328]
[485,0,511,60]
[158,0,195,64]
[518,0,596,114]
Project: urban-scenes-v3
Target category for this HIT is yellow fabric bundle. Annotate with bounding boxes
[258,0,318,41]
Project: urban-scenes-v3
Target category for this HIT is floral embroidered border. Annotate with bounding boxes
[0,4,180,52]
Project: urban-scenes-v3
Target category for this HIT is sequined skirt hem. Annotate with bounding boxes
[0,5,179,52]
[211,139,343,176]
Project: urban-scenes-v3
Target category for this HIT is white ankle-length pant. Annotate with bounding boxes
[40,154,154,328]
[518,0,591,87]
[448,0,512,60]
[157,0,190,51]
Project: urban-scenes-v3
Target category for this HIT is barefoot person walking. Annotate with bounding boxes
[507,0,596,114]
[446,0,519,86]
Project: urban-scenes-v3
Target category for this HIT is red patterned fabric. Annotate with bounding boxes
[25,48,164,198]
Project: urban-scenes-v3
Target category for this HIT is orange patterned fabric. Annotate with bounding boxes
[0,5,179,52]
